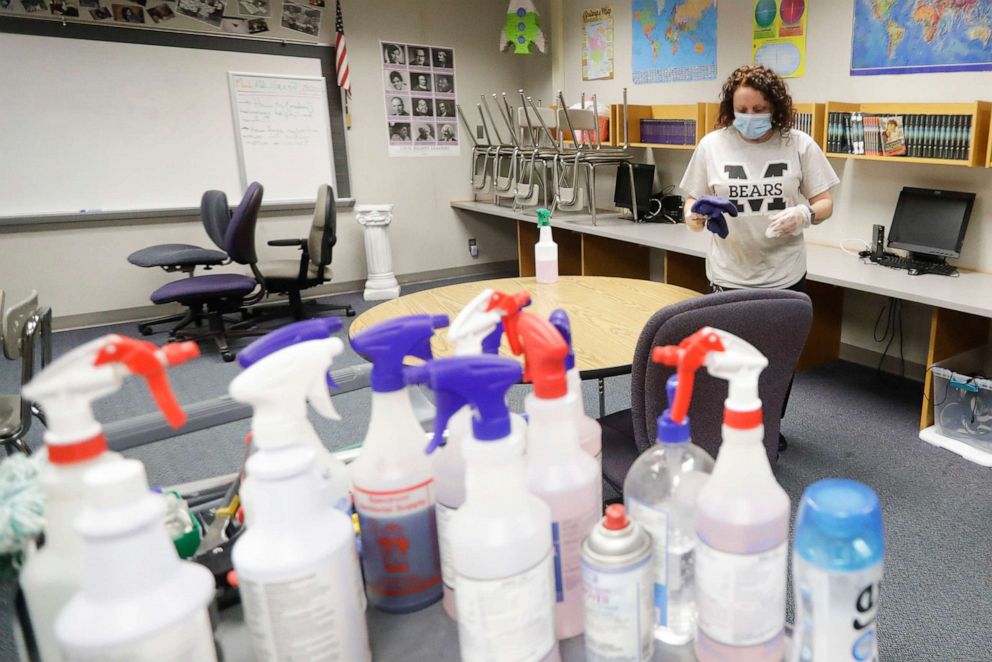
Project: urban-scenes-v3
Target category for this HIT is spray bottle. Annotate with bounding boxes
[405,355,560,662]
[623,354,715,645]
[433,288,508,619]
[232,442,370,662]
[349,314,449,613]
[230,318,352,522]
[535,207,558,284]
[508,310,601,639]
[549,309,602,470]
[19,335,197,662]
[55,459,217,661]
[654,327,789,662]
[792,479,884,662]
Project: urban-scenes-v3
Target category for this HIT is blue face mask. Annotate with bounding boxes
[733,112,773,139]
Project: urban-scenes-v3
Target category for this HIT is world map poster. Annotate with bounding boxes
[852,0,992,75]
[583,7,615,81]
[632,0,718,84]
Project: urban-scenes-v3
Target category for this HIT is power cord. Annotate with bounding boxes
[873,297,904,380]
[841,238,871,257]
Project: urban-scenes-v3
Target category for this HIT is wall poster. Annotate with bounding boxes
[752,0,808,78]
[582,6,614,80]
[381,40,459,158]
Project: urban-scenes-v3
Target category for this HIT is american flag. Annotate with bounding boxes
[335,0,350,95]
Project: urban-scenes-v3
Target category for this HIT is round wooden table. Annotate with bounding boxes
[350,276,700,391]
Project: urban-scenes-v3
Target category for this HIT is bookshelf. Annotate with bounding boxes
[987,109,992,167]
[608,103,712,149]
[824,101,991,167]
[793,103,826,151]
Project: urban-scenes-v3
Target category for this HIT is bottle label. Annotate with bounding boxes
[695,540,787,646]
[627,499,669,626]
[581,555,655,662]
[353,479,442,608]
[435,501,457,592]
[239,548,368,662]
[62,610,216,661]
[552,508,600,604]
[793,558,882,662]
[456,551,556,662]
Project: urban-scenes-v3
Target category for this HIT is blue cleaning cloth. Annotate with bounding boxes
[691,195,739,239]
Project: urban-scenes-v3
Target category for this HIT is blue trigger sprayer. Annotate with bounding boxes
[404,355,560,662]
[349,314,449,613]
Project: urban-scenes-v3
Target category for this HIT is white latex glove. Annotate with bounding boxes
[765,205,812,238]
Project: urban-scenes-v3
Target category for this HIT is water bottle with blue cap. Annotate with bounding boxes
[792,479,884,662]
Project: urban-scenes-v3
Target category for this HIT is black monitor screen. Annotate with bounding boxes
[888,187,975,259]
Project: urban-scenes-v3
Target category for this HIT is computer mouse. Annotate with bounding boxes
[908,268,920,276]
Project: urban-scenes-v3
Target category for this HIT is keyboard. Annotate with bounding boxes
[874,254,957,276]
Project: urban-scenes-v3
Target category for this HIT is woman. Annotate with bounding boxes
[681,64,839,293]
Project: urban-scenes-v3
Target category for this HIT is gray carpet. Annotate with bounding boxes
[2,275,990,660]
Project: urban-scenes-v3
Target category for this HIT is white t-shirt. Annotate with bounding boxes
[679,127,839,289]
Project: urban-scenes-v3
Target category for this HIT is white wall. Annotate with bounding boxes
[559,0,992,369]
[0,0,551,324]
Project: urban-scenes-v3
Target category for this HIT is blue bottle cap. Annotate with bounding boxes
[350,315,449,392]
[798,479,883,539]
[656,375,689,444]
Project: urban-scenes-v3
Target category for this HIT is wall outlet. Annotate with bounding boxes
[468,238,478,258]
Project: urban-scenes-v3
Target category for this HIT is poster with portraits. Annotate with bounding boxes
[381,40,458,158]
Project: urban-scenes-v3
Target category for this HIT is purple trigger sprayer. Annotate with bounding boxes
[349,314,449,613]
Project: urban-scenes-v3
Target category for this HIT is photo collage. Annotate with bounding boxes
[382,41,458,157]
[1,0,324,40]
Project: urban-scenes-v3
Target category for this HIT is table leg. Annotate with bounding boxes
[598,377,606,418]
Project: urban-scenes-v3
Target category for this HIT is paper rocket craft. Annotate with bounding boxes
[501,0,546,55]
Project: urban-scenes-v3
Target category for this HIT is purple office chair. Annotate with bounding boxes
[149,182,265,362]
[129,190,232,335]
[600,289,813,497]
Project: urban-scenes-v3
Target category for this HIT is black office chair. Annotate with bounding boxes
[128,190,232,335]
[0,290,52,455]
[599,289,813,498]
[148,182,266,361]
[256,184,355,320]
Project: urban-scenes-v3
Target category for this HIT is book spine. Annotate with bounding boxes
[827,112,834,152]
[963,114,972,161]
[906,115,916,157]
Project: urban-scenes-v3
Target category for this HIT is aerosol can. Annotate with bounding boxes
[230,318,352,522]
[792,479,884,662]
[433,288,512,619]
[405,355,559,662]
[20,336,197,662]
[654,328,790,662]
[507,309,600,639]
[581,504,654,662]
[232,443,370,662]
[55,459,217,661]
[624,367,714,646]
[534,208,558,284]
[349,314,449,613]
[549,309,603,471]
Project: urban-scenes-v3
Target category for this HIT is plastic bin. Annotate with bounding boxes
[931,346,992,454]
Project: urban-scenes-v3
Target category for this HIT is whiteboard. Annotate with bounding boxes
[0,34,329,218]
[228,73,336,204]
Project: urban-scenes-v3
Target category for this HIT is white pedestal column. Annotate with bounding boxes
[356,204,401,301]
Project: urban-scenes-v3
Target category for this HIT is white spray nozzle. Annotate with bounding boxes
[702,328,768,413]
[229,337,345,450]
[448,288,501,356]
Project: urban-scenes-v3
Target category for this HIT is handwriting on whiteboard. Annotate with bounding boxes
[236,97,320,147]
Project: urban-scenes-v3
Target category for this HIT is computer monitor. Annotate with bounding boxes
[887,187,975,260]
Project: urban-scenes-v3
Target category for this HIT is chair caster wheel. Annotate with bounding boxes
[347,309,356,317]
[222,351,236,362]
[138,325,153,336]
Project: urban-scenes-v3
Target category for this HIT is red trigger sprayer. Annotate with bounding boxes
[652,327,725,424]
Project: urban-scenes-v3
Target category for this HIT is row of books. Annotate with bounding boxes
[639,119,697,145]
[826,112,972,160]
[792,111,814,136]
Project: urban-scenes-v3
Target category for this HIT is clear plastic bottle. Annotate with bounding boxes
[534,208,559,284]
[624,375,714,646]
[792,479,884,662]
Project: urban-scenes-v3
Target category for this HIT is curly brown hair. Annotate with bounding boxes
[716,64,793,134]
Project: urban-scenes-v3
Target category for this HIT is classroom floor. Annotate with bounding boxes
[1,274,990,661]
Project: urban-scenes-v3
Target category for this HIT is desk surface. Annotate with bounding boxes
[349,276,700,376]
[452,200,992,319]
